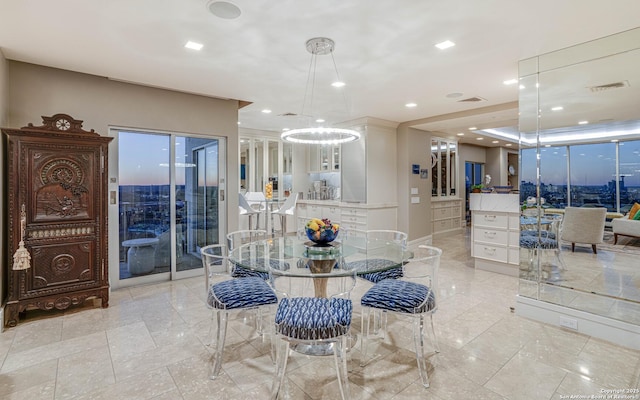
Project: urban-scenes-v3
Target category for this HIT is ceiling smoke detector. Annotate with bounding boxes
[587,80,630,92]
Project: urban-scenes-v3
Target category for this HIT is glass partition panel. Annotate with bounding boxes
[518,27,640,326]
[431,139,438,196]
[254,139,265,192]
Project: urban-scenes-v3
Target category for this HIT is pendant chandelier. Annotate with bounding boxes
[280,37,360,145]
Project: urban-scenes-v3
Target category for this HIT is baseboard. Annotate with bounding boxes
[475,258,519,276]
[516,295,640,350]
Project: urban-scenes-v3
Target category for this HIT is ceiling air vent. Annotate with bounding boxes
[278,112,298,117]
[588,80,630,92]
[457,96,487,102]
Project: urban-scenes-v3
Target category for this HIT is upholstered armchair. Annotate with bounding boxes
[560,207,607,254]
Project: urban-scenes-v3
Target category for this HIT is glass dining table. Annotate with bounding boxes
[228,234,407,295]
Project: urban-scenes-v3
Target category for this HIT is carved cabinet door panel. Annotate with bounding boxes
[3,114,112,327]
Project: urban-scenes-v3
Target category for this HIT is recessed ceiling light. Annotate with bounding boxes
[331,81,345,88]
[207,1,242,19]
[505,143,513,147]
[185,41,204,51]
[237,121,241,125]
[503,79,518,85]
[551,106,564,111]
[282,128,289,131]
[492,140,499,144]
[578,120,589,125]
[611,139,619,142]
[405,103,417,108]
[468,126,477,130]
[316,118,325,123]
[456,133,464,136]
[435,40,455,50]
[545,144,551,147]
[519,84,526,89]
[261,109,272,114]
[476,137,484,141]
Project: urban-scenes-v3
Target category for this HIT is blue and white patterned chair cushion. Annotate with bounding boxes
[208,277,277,310]
[348,259,404,283]
[519,235,558,249]
[275,297,352,340]
[521,230,556,240]
[361,279,435,314]
[230,258,289,280]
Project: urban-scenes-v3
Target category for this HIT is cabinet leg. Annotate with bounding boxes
[4,304,19,328]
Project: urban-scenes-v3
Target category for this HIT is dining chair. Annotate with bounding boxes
[271,192,299,236]
[226,229,270,280]
[238,193,261,230]
[519,214,566,282]
[268,254,356,400]
[200,243,278,380]
[360,245,442,388]
[244,191,267,229]
[356,230,408,283]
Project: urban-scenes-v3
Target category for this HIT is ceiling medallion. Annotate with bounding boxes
[281,37,360,145]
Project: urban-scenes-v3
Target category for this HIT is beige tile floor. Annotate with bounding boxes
[1,231,639,400]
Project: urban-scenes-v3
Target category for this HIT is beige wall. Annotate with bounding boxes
[396,126,432,241]
[5,61,240,291]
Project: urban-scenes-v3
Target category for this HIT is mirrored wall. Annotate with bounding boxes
[518,27,640,327]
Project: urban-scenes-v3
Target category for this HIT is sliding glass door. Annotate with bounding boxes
[112,129,226,287]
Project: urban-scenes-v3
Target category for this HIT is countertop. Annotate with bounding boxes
[298,199,398,209]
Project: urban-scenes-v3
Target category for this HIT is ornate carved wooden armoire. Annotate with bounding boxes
[3,114,112,327]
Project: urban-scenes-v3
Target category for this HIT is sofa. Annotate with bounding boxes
[612,217,640,244]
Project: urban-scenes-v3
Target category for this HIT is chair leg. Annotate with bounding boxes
[571,243,575,252]
[413,315,430,388]
[210,309,229,379]
[614,233,619,245]
[333,336,351,400]
[592,244,597,254]
[270,337,290,400]
[360,307,370,367]
[428,314,440,353]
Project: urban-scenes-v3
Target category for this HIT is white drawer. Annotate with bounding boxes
[341,222,366,231]
[432,207,452,220]
[323,206,341,222]
[473,243,508,263]
[473,212,508,228]
[307,204,322,216]
[450,217,462,229]
[342,207,366,217]
[296,203,307,218]
[433,219,452,232]
[451,206,462,217]
[473,227,508,245]
[508,230,520,247]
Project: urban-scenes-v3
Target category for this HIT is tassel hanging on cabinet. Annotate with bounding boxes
[12,204,31,270]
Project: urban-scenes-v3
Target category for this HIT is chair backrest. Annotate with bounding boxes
[244,191,267,210]
[560,206,607,243]
[200,244,229,295]
[238,193,258,213]
[274,192,299,215]
[403,245,442,313]
[365,229,407,263]
[268,255,356,301]
[226,230,267,251]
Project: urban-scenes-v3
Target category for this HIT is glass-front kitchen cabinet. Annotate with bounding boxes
[240,135,293,196]
[431,138,457,197]
[308,144,340,172]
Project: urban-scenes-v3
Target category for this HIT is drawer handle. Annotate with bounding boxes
[484,215,497,221]
[483,246,497,254]
[484,231,496,237]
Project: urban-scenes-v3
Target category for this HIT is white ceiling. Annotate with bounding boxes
[1,0,639,145]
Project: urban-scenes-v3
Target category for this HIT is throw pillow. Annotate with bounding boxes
[629,202,640,219]
[634,210,640,220]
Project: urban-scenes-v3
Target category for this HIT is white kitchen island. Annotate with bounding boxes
[470,193,520,276]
